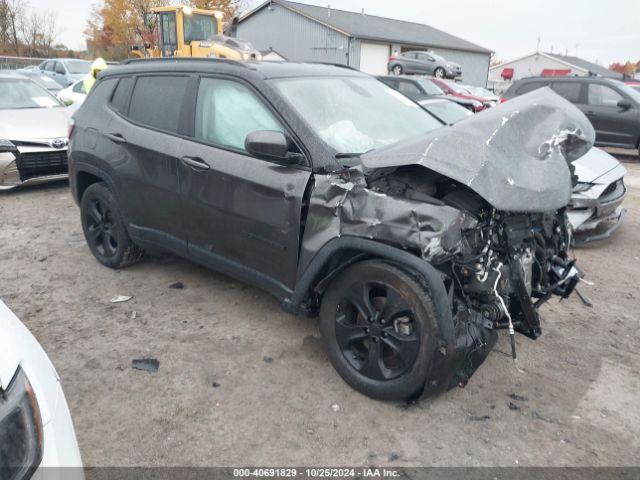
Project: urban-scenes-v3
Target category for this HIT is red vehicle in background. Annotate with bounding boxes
[427,78,493,112]
[626,80,640,93]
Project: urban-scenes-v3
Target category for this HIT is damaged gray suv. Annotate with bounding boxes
[69,59,592,401]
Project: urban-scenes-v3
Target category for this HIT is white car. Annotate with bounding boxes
[0,300,83,479]
[569,148,627,244]
[57,80,87,107]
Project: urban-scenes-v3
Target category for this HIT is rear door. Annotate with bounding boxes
[178,76,311,291]
[584,82,638,147]
[106,74,190,255]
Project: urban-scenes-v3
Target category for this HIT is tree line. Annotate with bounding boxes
[0,0,68,57]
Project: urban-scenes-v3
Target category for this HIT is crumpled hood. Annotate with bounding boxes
[0,107,70,142]
[573,147,626,184]
[362,88,595,212]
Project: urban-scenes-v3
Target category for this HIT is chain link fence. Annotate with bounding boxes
[0,55,46,70]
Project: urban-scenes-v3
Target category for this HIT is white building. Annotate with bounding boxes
[489,51,623,92]
[238,0,493,86]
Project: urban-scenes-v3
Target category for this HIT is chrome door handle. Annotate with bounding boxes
[180,156,210,171]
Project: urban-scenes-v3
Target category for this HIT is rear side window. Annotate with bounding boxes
[110,76,134,114]
[551,82,582,103]
[128,76,189,133]
[516,81,548,95]
[194,77,283,152]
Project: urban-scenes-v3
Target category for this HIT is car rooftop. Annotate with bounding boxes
[101,58,366,80]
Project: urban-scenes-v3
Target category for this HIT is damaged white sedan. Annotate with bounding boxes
[570,147,627,244]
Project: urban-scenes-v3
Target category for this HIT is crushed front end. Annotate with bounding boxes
[356,88,595,394]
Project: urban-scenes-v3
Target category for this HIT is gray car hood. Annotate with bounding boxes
[362,88,595,212]
[0,106,70,142]
[573,147,626,184]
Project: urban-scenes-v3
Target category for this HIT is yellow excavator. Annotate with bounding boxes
[131,5,262,61]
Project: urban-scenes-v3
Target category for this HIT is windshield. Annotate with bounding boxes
[274,76,443,155]
[184,13,217,43]
[416,79,445,95]
[65,60,91,74]
[420,100,472,125]
[610,80,640,104]
[0,78,63,109]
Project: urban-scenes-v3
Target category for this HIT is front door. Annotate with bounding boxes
[178,76,311,292]
[585,82,639,148]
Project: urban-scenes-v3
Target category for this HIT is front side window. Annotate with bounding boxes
[195,77,283,152]
[184,13,216,43]
[551,82,582,103]
[0,79,63,109]
[274,76,442,155]
[588,84,623,107]
[128,76,189,133]
[72,81,86,94]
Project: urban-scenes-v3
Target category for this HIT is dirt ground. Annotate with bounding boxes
[1,151,639,467]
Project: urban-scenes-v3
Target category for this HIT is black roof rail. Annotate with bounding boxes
[308,61,359,72]
[120,57,253,69]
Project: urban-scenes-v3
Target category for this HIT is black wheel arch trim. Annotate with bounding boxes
[71,161,117,205]
[283,237,454,343]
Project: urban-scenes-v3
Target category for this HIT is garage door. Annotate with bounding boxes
[360,42,391,75]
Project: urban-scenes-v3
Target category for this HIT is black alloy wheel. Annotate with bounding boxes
[85,197,118,258]
[335,281,420,381]
[320,260,438,400]
[80,182,144,269]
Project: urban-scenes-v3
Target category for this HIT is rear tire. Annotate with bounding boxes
[80,182,144,269]
[319,260,438,401]
[391,65,403,75]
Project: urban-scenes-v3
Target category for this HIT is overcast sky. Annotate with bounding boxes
[32,0,640,66]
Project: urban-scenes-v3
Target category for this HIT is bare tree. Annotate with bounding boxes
[20,8,58,56]
[0,0,24,55]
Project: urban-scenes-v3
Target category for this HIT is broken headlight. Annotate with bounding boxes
[573,182,594,193]
[0,367,44,480]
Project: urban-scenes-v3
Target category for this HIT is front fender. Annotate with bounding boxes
[284,236,455,344]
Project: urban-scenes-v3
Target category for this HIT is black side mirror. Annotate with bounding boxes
[245,131,301,164]
[617,99,632,110]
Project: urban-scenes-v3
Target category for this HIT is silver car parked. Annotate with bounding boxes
[0,73,70,190]
[388,51,462,78]
[569,147,627,244]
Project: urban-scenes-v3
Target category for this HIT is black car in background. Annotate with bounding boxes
[503,76,640,155]
[378,75,483,112]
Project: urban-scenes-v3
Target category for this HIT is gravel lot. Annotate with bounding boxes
[1,152,639,467]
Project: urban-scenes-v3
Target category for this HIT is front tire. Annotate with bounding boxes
[80,182,144,269]
[434,67,445,78]
[319,260,438,401]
